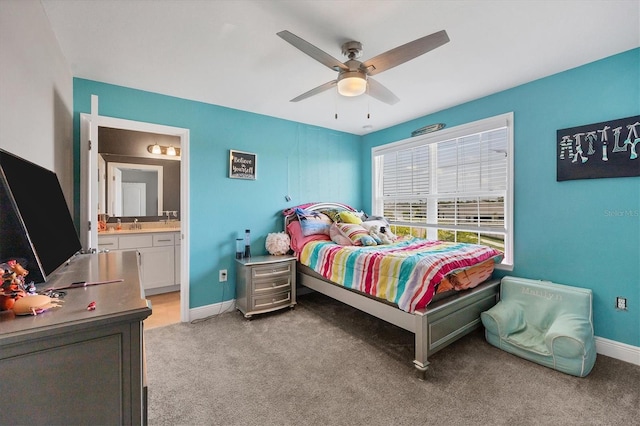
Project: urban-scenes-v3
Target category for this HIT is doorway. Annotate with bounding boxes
[80,97,190,322]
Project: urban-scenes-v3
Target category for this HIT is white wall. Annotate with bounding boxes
[0,0,74,206]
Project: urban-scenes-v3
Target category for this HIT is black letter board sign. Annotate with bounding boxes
[557,115,639,181]
[229,150,256,180]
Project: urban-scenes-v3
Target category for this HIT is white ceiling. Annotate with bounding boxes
[41,0,639,136]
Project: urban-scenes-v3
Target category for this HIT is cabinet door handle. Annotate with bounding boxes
[157,239,171,242]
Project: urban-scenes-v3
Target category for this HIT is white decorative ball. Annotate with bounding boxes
[265,232,291,255]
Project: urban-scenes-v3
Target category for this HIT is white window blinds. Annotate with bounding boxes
[372,113,514,267]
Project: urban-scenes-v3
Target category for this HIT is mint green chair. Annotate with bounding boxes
[481,276,596,377]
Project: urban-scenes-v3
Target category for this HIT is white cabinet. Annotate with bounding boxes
[140,246,174,290]
[98,231,180,295]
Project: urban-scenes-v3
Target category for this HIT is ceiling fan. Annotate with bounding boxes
[277,29,450,105]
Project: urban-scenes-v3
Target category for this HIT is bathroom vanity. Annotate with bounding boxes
[98,226,181,296]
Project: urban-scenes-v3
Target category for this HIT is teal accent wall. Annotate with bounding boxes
[73,79,362,309]
[361,48,640,346]
[74,48,638,347]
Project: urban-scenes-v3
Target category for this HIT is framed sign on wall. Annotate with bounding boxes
[229,150,257,180]
[557,115,639,181]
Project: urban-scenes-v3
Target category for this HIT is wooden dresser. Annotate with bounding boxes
[0,251,151,425]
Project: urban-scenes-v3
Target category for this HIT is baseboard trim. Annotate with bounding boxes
[188,299,236,322]
[595,336,640,366]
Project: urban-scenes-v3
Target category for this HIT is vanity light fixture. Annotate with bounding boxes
[147,144,181,157]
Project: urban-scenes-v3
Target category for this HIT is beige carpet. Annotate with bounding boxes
[144,292,639,425]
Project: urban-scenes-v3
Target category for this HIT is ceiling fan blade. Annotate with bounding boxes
[362,30,450,76]
[277,30,348,72]
[290,80,337,102]
[366,77,400,105]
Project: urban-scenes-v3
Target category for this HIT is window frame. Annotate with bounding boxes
[371,112,514,269]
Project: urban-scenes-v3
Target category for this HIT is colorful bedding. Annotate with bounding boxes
[298,237,502,313]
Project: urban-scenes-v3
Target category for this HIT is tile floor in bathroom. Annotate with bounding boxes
[144,291,180,329]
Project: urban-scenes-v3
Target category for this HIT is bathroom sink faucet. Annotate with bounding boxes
[164,210,178,225]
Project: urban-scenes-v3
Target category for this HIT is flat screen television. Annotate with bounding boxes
[0,149,82,284]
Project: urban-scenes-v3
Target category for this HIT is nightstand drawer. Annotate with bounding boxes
[251,262,292,280]
[253,276,291,294]
[252,291,291,311]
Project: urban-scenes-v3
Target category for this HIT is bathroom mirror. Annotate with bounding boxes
[106,162,163,216]
[98,127,181,220]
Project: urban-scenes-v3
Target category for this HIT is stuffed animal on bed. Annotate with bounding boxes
[367,228,383,245]
[367,225,395,245]
[360,218,397,244]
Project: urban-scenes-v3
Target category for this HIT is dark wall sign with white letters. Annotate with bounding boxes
[229,150,257,180]
[557,115,640,181]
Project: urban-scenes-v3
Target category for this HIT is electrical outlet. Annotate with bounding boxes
[616,297,627,310]
[219,269,227,282]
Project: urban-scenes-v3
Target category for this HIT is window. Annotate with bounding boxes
[372,113,514,268]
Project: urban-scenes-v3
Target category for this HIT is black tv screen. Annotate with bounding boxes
[0,149,82,283]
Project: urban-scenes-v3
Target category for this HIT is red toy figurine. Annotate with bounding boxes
[0,259,28,311]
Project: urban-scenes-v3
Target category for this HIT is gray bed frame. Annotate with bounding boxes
[285,202,500,378]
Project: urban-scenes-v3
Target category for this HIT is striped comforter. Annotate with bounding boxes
[298,238,503,313]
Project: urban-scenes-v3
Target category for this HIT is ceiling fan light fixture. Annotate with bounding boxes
[337,72,367,97]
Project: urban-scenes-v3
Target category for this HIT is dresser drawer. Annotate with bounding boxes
[251,291,291,311]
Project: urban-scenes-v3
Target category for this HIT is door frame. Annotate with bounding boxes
[80,95,190,322]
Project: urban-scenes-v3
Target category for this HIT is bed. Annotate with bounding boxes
[283,202,503,378]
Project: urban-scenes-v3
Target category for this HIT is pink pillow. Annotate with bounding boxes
[286,221,331,252]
